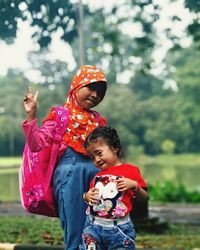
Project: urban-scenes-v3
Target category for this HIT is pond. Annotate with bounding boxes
[139,163,200,189]
[0,164,199,202]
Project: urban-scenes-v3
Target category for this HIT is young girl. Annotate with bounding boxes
[22,65,107,250]
[81,126,148,250]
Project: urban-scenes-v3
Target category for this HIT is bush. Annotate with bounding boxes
[161,139,176,154]
[149,180,200,203]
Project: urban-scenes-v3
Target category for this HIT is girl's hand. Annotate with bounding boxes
[24,86,39,122]
[84,187,99,204]
[116,177,138,192]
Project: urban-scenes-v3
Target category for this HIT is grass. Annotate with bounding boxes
[0,216,199,249]
[0,167,18,174]
[0,157,22,168]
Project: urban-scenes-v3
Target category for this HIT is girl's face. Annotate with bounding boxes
[86,138,121,170]
[76,82,106,110]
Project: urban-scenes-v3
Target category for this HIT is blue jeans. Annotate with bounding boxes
[53,147,99,250]
[81,215,136,250]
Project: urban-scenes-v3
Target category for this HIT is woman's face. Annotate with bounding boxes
[76,82,106,110]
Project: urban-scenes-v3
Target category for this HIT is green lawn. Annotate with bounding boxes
[0,216,199,249]
[0,157,22,168]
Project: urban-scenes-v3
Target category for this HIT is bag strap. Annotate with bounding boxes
[48,106,69,171]
[54,106,69,142]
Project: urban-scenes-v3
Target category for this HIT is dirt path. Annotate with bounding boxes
[149,203,200,224]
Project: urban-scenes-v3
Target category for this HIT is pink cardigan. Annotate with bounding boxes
[22,119,68,154]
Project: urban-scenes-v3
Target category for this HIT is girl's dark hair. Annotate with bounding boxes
[84,126,123,158]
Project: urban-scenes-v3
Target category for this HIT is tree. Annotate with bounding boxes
[74,0,159,83]
[28,50,72,88]
[0,69,69,155]
[168,42,200,152]
[0,0,80,47]
[184,0,200,46]
[129,70,170,100]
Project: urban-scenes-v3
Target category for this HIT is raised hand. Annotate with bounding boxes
[23,86,39,122]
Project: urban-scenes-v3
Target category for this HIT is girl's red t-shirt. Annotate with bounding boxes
[87,163,147,219]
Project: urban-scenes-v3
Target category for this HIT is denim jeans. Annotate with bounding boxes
[53,147,99,250]
[81,215,136,250]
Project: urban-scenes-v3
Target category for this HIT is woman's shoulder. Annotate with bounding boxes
[43,106,69,123]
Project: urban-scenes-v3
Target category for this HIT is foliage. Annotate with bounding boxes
[0,70,68,155]
[0,66,200,156]
[0,216,200,249]
[184,0,200,46]
[0,2,200,155]
[161,139,176,154]
[0,217,63,245]
[149,181,200,203]
[27,51,72,87]
[0,0,80,47]
[68,0,160,83]
[166,43,200,152]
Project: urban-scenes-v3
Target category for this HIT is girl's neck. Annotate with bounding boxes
[113,159,122,166]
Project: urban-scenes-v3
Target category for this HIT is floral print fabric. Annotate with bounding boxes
[45,65,107,154]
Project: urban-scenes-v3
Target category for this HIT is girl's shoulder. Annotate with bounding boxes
[121,163,141,172]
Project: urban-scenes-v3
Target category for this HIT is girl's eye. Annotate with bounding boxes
[97,151,102,156]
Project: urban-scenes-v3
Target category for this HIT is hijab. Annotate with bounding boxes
[45,65,107,154]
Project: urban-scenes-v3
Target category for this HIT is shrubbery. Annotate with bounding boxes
[149,181,200,203]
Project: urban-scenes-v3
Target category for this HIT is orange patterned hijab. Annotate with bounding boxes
[46,65,107,154]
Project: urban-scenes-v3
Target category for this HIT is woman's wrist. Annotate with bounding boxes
[26,111,36,122]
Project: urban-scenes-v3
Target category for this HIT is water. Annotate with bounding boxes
[0,164,199,202]
[140,163,200,190]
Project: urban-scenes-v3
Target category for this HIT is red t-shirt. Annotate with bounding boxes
[86,163,147,219]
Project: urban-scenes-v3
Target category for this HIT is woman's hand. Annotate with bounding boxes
[24,86,39,122]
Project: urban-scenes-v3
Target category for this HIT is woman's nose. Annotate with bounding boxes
[90,90,98,98]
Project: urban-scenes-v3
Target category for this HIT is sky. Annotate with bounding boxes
[0,0,193,83]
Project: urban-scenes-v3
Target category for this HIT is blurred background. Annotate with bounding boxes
[0,0,200,204]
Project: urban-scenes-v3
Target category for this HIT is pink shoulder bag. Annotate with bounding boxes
[19,106,69,217]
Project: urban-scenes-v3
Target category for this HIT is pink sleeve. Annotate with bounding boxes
[21,118,56,152]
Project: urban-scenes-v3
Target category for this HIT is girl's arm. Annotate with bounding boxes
[22,86,56,152]
[22,119,56,152]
